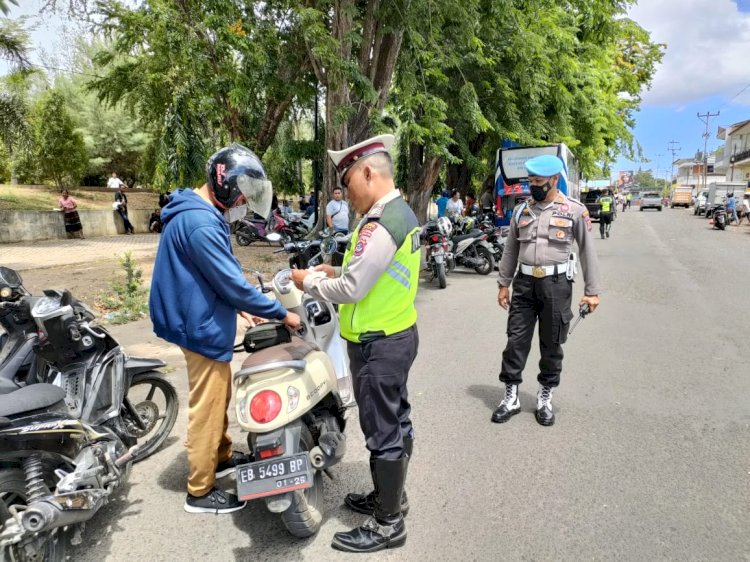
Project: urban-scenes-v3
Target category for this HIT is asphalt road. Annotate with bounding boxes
[68,208,750,561]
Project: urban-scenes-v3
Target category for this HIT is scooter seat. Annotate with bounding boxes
[451,232,481,244]
[0,383,66,418]
[236,337,319,379]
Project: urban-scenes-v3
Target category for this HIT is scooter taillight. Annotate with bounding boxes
[250,390,282,424]
[259,445,285,459]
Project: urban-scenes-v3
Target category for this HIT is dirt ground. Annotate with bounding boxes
[19,243,292,315]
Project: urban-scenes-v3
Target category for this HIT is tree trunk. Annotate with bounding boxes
[446,161,472,196]
[406,142,442,223]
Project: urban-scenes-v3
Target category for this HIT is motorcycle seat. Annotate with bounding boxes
[452,232,481,243]
[235,337,319,380]
[0,383,66,418]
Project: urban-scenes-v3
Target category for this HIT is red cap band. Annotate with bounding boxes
[337,142,386,172]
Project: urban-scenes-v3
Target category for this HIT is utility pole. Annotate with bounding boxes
[697,111,720,193]
[667,140,681,187]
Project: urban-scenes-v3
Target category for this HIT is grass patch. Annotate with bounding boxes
[97,252,149,324]
[0,184,159,211]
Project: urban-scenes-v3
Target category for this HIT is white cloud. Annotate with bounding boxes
[630,0,750,106]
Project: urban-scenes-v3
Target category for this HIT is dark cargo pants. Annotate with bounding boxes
[347,325,419,460]
[500,273,574,388]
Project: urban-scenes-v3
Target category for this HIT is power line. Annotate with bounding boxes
[697,111,719,192]
[667,140,681,185]
[717,81,750,111]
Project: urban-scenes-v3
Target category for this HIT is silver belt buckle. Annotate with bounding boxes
[532,266,546,278]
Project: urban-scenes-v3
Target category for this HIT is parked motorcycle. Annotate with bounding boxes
[277,229,349,270]
[712,204,727,230]
[477,219,506,265]
[231,269,354,538]
[236,209,295,246]
[448,230,495,275]
[286,211,316,240]
[0,266,178,560]
[422,218,452,289]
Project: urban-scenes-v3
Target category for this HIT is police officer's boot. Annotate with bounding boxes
[535,385,555,426]
[344,437,412,516]
[491,383,520,423]
[331,457,408,553]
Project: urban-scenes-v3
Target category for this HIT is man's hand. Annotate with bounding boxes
[313,264,336,278]
[283,311,302,331]
[580,295,600,313]
[290,268,310,290]
[239,311,267,327]
[498,287,510,310]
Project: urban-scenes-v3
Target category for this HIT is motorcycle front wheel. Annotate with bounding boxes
[474,246,495,275]
[280,426,323,538]
[236,232,253,246]
[0,469,66,561]
[123,372,179,462]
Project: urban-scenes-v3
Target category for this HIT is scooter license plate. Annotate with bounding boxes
[235,453,313,501]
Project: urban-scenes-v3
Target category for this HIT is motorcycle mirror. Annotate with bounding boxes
[266,232,282,243]
[0,266,22,287]
[320,237,337,256]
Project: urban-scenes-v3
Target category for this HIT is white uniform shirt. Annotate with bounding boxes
[107,177,124,189]
[446,198,464,215]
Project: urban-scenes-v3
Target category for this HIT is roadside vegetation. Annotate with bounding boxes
[0,184,159,211]
[96,252,149,325]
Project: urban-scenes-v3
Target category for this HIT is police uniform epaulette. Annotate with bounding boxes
[566,197,585,208]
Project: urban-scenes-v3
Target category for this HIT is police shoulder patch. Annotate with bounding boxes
[354,222,379,256]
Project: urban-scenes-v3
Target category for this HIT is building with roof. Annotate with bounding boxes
[717,119,750,184]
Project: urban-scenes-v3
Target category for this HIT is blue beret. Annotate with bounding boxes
[525,154,564,177]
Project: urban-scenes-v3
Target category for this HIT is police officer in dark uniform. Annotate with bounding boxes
[492,154,602,426]
[291,134,421,553]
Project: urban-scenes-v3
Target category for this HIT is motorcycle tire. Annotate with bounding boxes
[236,232,252,246]
[0,468,66,561]
[280,426,323,538]
[437,262,447,289]
[280,230,293,246]
[124,372,179,462]
[474,246,495,275]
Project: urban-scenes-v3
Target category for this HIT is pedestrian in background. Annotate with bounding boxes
[492,154,602,427]
[325,186,350,234]
[58,189,84,239]
[726,192,739,224]
[446,189,464,216]
[291,134,420,553]
[114,184,135,235]
[435,190,450,218]
[107,172,125,190]
[159,192,171,209]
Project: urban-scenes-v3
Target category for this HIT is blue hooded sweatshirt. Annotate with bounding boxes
[149,189,287,361]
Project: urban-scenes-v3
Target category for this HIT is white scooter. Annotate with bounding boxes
[232,268,355,538]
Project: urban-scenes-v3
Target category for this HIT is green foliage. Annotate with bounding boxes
[34,90,88,189]
[97,252,149,324]
[0,16,30,70]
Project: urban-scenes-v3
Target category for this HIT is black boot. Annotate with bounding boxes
[332,457,408,553]
[344,437,412,516]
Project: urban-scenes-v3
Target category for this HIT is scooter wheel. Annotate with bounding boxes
[236,232,252,246]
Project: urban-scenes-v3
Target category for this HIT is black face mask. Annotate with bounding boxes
[530,180,552,202]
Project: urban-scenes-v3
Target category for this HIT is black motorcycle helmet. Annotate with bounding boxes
[206,143,267,211]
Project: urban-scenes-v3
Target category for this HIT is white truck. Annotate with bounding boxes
[704,181,747,218]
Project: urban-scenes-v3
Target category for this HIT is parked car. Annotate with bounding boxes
[640,192,662,211]
[694,191,709,215]
[583,189,604,221]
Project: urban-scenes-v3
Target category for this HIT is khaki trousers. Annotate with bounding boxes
[181,347,234,496]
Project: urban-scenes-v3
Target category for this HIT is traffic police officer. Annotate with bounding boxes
[492,154,602,426]
[291,134,420,553]
[598,189,614,239]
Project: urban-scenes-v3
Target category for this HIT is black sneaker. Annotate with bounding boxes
[184,487,246,514]
[216,451,249,478]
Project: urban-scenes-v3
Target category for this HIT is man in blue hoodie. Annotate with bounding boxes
[150,144,301,514]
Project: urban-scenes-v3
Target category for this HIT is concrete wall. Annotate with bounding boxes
[0,209,153,243]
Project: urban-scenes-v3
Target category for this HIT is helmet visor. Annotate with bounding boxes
[237,177,273,219]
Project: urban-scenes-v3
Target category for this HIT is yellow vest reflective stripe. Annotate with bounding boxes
[339,198,420,342]
[600,196,613,212]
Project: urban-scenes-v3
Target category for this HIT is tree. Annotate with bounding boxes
[35,90,88,188]
[395,0,663,221]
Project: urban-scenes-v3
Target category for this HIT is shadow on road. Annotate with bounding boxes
[466,383,559,415]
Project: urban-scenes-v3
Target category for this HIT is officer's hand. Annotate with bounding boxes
[498,287,510,310]
[313,264,336,278]
[283,311,302,331]
[290,268,309,290]
[580,295,600,313]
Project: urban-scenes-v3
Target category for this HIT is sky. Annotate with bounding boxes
[3,0,750,183]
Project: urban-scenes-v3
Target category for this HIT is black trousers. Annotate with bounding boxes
[347,325,419,460]
[500,274,573,388]
[599,212,613,236]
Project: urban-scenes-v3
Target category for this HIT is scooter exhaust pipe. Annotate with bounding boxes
[309,431,347,470]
